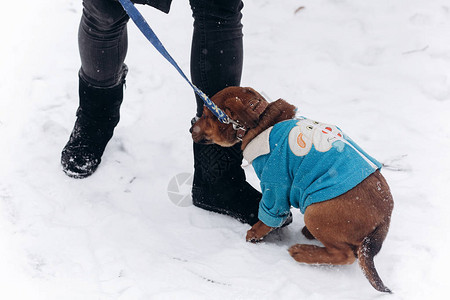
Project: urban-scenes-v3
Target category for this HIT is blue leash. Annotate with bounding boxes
[117,0,230,124]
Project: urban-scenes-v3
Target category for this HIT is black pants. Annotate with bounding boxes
[79,0,244,116]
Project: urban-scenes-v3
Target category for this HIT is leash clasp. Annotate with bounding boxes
[227,119,246,141]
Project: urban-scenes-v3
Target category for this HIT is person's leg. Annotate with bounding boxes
[78,0,129,88]
[61,0,129,178]
[189,0,261,225]
[190,0,244,116]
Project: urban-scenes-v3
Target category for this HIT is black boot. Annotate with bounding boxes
[61,74,125,178]
[192,142,262,225]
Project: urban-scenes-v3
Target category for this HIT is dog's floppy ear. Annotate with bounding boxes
[224,94,269,129]
[223,96,245,120]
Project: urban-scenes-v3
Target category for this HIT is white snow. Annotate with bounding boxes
[1,0,450,299]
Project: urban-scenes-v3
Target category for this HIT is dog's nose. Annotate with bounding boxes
[190,116,200,133]
[191,124,202,135]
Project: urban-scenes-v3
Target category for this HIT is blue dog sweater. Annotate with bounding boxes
[243,118,382,228]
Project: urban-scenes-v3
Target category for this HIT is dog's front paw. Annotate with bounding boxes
[246,220,274,243]
[246,228,263,243]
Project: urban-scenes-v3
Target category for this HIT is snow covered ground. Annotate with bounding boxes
[1,0,450,299]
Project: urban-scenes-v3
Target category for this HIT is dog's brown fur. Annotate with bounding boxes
[191,87,394,293]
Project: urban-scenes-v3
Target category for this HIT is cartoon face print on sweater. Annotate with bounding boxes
[288,118,346,156]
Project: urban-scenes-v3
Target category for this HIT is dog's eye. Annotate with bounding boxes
[307,125,313,130]
[249,100,259,107]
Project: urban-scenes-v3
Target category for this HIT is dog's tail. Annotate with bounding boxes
[357,223,392,293]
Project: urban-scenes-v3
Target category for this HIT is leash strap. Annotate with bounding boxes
[117,0,230,124]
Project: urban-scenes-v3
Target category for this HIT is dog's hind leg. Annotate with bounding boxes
[288,243,356,265]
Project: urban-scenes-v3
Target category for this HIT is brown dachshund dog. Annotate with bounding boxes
[191,87,394,293]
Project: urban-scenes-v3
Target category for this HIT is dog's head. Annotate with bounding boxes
[190,87,269,147]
